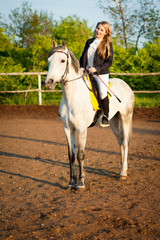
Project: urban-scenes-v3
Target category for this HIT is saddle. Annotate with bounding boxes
[89,74,101,105]
[86,74,112,128]
[86,74,101,109]
[86,74,101,127]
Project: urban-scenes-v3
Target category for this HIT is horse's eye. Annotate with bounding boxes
[61,59,65,63]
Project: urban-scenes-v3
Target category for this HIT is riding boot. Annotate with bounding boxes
[101,96,109,127]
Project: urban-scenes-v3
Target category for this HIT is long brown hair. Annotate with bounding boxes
[94,21,112,60]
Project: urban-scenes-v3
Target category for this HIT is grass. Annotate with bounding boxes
[0,92,159,108]
[134,93,160,108]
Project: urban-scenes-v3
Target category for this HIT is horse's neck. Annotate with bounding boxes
[62,71,89,106]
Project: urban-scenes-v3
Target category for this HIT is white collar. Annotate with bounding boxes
[90,38,101,49]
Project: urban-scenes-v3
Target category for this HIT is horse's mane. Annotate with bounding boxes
[68,49,79,73]
[48,46,63,58]
[48,46,80,73]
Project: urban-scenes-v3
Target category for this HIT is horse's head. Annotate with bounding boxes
[45,40,69,89]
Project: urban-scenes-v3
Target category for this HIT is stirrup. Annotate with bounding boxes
[100,115,109,127]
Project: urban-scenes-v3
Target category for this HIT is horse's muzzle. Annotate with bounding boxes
[45,78,56,89]
[48,79,54,85]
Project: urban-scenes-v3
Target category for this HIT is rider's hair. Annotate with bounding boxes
[94,21,112,60]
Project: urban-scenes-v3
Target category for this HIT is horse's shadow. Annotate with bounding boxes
[84,165,119,179]
[0,169,67,190]
[0,149,119,191]
[0,128,159,190]
[133,127,160,135]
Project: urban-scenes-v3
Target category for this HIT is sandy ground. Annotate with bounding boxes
[0,105,160,240]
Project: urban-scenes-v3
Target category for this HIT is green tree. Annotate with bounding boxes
[0,28,24,74]
[26,34,52,72]
[2,1,54,48]
[99,0,160,49]
[135,0,160,50]
[110,37,160,90]
[135,38,160,90]
[0,28,25,104]
[0,27,11,54]
[52,16,93,60]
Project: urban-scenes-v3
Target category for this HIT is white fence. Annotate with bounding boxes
[0,72,160,105]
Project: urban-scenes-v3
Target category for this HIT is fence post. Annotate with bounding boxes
[38,75,42,105]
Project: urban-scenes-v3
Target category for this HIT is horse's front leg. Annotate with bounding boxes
[64,126,77,188]
[77,128,87,188]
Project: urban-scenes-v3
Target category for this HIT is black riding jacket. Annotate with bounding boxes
[80,38,113,75]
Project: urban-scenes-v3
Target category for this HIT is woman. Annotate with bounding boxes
[80,21,113,127]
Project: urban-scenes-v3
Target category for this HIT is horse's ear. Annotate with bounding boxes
[62,40,66,48]
[52,40,56,48]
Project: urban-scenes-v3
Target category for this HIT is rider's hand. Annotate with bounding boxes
[88,67,97,74]
[80,68,85,73]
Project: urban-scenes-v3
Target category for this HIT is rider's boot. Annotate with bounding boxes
[101,96,109,127]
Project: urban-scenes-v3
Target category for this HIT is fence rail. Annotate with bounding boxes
[0,72,159,105]
[110,72,160,76]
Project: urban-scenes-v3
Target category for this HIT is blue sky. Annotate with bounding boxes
[1,0,109,29]
[1,0,159,47]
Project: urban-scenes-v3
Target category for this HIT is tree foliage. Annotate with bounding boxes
[2,1,54,48]
[0,1,159,104]
[99,0,160,50]
[52,16,92,60]
[110,38,160,90]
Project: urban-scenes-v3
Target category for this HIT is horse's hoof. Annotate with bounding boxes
[68,184,75,188]
[120,175,127,180]
[77,180,85,189]
[77,184,85,189]
[67,181,76,188]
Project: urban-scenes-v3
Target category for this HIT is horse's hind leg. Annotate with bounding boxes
[110,112,132,178]
[77,128,87,188]
[120,114,132,178]
[64,126,76,187]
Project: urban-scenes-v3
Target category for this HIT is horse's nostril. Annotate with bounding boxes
[49,79,54,85]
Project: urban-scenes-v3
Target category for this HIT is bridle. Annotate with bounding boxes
[54,50,69,81]
[53,50,86,84]
[50,50,92,91]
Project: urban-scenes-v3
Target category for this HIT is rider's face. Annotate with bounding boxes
[96,24,106,39]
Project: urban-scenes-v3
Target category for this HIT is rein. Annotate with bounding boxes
[55,50,93,91]
[55,50,69,80]
[65,72,93,92]
[63,72,93,92]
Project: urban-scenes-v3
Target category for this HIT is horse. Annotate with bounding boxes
[45,40,134,188]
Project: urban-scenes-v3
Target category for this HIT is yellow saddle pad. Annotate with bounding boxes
[87,74,112,111]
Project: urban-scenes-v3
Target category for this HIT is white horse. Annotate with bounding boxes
[45,40,134,188]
